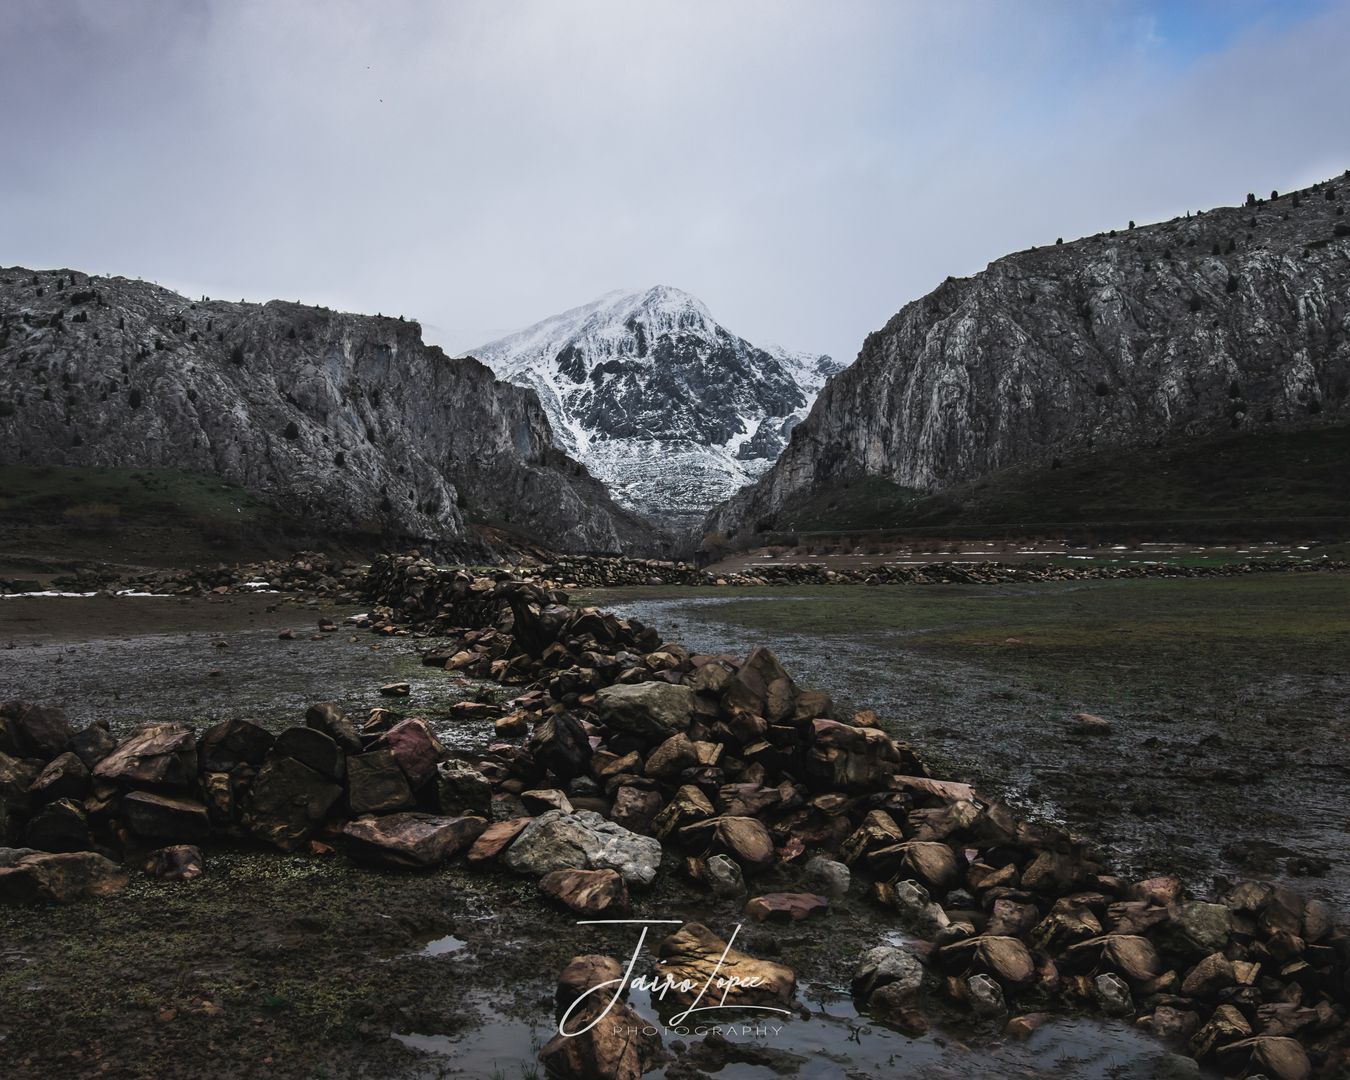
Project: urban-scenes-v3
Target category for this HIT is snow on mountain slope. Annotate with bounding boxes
[469,286,842,521]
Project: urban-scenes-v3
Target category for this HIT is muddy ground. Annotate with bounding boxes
[1,577,1345,1079]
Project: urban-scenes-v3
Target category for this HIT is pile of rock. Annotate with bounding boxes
[364,555,1349,1078]
[517,554,1346,589]
[1,552,367,597]
[0,696,497,899]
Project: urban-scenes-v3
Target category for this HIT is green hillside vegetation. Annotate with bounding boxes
[758,422,1350,540]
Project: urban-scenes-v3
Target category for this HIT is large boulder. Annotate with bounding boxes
[347,749,415,815]
[806,719,915,793]
[596,682,693,740]
[273,726,345,782]
[528,711,593,780]
[28,752,91,804]
[0,849,129,903]
[1,702,73,759]
[197,718,274,773]
[241,755,343,851]
[67,725,118,770]
[94,723,198,788]
[539,994,664,1080]
[122,791,211,844]
[23,798,94,852]
[380,718,448,788]
[341,812,487,868]
[504,809,662,887]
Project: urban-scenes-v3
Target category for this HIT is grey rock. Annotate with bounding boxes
[967,973,1006,1017]
[503,809,662,887]
[0,268,655,555]
[803,855,851,898]
[705,853,745,897]
[596,682,694,739]
[1093,972,1134,1016]
[709,181,1350,539]
[1163,900,1234,960]
[851,944,924,1000]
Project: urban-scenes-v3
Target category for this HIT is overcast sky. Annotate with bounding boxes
[2,0,1347,364]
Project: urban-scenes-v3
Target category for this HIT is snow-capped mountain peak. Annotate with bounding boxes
[469,288,842,523]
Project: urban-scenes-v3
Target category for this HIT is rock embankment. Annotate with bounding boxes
[515,553,1345,589]
[1,552,1346,1079]
[5,549,1343,598]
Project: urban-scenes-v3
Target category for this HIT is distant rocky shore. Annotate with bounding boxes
[2,549,1344,599]
[1,552,1346,1079]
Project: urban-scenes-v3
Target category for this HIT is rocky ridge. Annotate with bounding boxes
[0,268,654,556]
[711,176,1350,542]
[472,286,841,523]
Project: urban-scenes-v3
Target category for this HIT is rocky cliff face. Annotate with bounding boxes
[710,177,1350,539]
[0,269,655,555]
[472,286,840,523]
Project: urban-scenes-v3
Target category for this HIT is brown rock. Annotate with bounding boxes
[241,755,343,851]
[142,845,205,881]
[347,749,415,815]
[1219,1036,1311,1080]
[4,702,73,759]
[1190,1003,1251,1061]
[744,892,829,922]
[198,718,275,772]
[610,786,662,835]
[539,995,663,1080]
[93,723,198,788]
[556,953,624,1010]
[888,841,961,894]
[656,922,795,1010]
[688,815,775,874]
[466,817,531,861]
[987,898,1039,937]
[840,809,906,865]
[341,812,487,868]
[28,752,90,804]
[0,850,129,903]
[1005,1012,1051,1039]
[1144,1005,1199,1046]
[1181,952,1236,997]
[650,784,714,841]
[539,868,630,917]
[305,702,363,753]
[122,791,211,844]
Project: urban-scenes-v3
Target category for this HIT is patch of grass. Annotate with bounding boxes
[0,464,275,526]
[761,422,1350,539]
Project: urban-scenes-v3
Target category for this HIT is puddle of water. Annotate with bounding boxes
[393,982,1199,1080]
[418,934,468,957]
